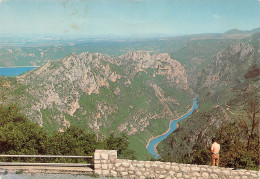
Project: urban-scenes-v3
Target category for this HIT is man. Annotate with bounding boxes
[211,138,220,167]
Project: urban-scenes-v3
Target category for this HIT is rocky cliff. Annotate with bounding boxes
[157,33,260,163]
[3,51,193,159]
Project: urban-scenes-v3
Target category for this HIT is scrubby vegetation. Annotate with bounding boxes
[158,100,259,170]
[0,104,136,163]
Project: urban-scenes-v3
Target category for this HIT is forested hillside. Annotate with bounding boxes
[157,33,260,170]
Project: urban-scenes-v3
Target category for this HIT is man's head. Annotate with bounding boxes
[212,138,216,143]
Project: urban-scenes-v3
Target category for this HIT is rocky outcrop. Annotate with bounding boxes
[118,51,188,89]
[196,42,255,90]
[15,51,192,147]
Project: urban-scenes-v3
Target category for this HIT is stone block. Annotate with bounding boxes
[169,171,175,176]
[180,166,190,172]
[192,172,200,177]
[212,168,220,173]
[149,174,156,178]
[137,163,145,167]
[129,171,134,174]
[110,170,117,176]
[122,162,130,167]
[102,164,108,170]
[108,163,113,169]
[95,170,102,175]
[102,170,109,176]
[159,175,165,178]
[159,164,165,169]
[207,168,213,172]
[136,171,142,176]
[161,170,167,174]
[94,152,100,160]
[251,174,258,178]
[165,165,171,170]
[129,165,135,170]
[115,163,121,167]
[145,163,151,168]
[118,166,125,172]
[120,171,128,176]
[191,166,200,171]
[140,167,146,172]
[183,174,191,179]
[110,155,117,163]
[100,153,108,160]
[200,167,207,172]
[210,173,219,178]
[94,164,101,169]
[201,172,209,178]
[94,160,100,164]
[172,165,180,171]
[221,169,231,175]
[176,173,182,178]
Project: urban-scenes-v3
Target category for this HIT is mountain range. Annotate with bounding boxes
[0,50,194,159]
[157,32,259,162]
[0,29,259,160]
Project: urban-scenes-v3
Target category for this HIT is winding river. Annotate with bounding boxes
[146,97,198,158]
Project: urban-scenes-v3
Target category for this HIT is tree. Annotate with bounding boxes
[215,101,260,170]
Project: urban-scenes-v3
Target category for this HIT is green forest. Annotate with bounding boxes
[0,104,136,163]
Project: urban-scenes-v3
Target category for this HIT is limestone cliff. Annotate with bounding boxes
[157,33,260,162]
[13,51,193,155]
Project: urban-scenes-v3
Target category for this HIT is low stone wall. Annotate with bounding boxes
[94,150,259,179]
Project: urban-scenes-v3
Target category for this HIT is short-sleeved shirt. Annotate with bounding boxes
[211,142,220,154]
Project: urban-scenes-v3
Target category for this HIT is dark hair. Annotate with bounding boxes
[212,138,216,143]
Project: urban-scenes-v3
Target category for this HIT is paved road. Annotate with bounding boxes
[1,174,121,179]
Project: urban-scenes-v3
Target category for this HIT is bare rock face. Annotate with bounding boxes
[17,51,192,137]
[196,42,257,90]
[118,51,188,89]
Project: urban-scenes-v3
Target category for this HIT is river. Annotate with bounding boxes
[146,97,198,158]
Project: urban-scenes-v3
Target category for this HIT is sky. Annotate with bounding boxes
[0,0,259,37]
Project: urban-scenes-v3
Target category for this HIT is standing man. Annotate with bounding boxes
[211,138,220,167]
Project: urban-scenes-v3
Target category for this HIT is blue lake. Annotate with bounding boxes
[0,67,38,77]
[147,97,198,158]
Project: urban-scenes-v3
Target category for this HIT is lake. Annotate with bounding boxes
[0,67,38,77]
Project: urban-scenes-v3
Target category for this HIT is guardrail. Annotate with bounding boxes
[0,154,94,167]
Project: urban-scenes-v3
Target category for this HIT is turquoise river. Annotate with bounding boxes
[147,97,198,158]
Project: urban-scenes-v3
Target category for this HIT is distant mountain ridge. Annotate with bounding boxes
[225,27,260,34]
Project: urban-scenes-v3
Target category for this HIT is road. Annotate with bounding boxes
[1,173,119,179]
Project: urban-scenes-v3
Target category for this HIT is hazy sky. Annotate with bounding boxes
[0,0,259,37]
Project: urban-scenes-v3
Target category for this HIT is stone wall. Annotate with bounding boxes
[94,150,259,179]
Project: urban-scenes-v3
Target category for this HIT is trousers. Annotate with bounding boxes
[211,154,219,167]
